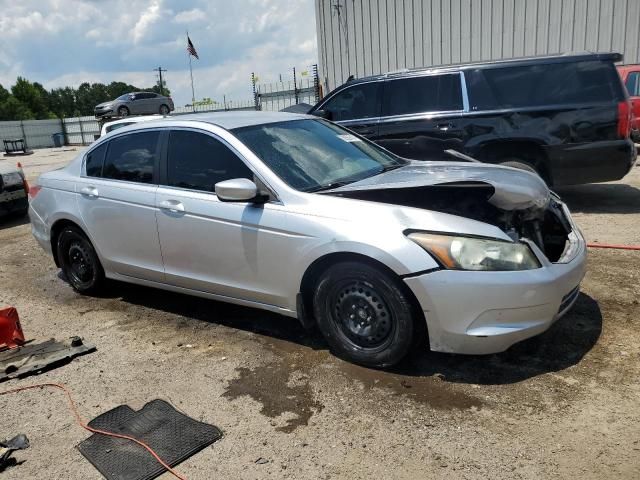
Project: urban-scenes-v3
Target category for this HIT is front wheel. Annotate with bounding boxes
[57,227,105,294]
[313,261,420,368]
[117,106,129,117]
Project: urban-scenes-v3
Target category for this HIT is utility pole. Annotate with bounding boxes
[153,66,167,95]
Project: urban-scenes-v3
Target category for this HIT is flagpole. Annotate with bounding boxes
[187,31,195,112]
[189,54,195,112]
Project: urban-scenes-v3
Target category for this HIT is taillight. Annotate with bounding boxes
[28,185,41,199]
[618,100,632,139]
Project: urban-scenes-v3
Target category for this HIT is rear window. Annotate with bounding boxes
[85,142,107,177]
[102,131,160,183]
[625,71,640,96]
[382,74,463,116]
[467,60,620,110]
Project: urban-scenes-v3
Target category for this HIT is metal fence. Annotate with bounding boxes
[0,119,65,151]
[255,78,318,111]
[62,116,101,145]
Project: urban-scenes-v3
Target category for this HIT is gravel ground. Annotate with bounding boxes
[1,148,639,479]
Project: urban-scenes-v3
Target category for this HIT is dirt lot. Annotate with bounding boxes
[1,148,639,479]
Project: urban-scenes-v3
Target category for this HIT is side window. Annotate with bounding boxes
[167,130,253,193]
[480,61,616,108]
[102,131,159,183]
[625,72,640,96]
[382,74,463,116]
[322,82,381,121]
[85,142,107,177]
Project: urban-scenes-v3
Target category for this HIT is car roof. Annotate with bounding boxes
[152,111,314,130]
[103,115,162,126]
[340,51,623,86]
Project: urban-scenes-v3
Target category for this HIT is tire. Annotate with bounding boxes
[159,104,170,115]
[57,227,105,294]
[117,106,129,117]
[312,261,419,368]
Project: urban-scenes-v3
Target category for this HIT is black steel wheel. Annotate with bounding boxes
[57,227,104,294]
[313,261,420,367]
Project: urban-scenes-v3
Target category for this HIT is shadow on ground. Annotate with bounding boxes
[95,279,601,386]
[556,181,640,214]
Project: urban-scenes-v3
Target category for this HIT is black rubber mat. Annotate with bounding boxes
[77,399,222,480]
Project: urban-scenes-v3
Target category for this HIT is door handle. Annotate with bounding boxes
[80,186,99,197]
[159,200,185,213]
[436,122,454,131]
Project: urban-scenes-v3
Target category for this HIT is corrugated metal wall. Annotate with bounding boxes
[315,0,640,93]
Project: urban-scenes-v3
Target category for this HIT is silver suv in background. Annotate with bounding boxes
[94,92,174,119]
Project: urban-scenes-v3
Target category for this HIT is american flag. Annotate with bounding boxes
[187,36,199,59]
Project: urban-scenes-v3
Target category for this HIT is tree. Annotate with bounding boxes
[11,77,50,119]
[0,96,34,120]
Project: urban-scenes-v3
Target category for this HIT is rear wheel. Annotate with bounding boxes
[313,261,419,368]
[159,104,170,115]
[57,227,105,294]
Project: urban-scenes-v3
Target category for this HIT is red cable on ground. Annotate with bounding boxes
[587,243,640,251]
[0,382,187,480]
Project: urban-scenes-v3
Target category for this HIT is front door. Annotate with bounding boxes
[376,73,466,161]
[76,130,165,282]
[154,128,294,307]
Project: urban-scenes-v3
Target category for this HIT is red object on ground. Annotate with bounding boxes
[587,243,640,251]
[0,307,26,350]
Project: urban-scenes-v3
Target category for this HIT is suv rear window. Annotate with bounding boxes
[468,60,620,110]
[382,74,462,116]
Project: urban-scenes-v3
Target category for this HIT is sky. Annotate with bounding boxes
[0,0,318,106]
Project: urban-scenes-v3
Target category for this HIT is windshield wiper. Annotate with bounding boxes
[381,163,405,172]
[304,181,353,193]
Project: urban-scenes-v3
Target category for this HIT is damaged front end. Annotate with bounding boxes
[326,163,574,263]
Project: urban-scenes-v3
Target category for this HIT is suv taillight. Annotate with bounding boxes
[618,100,632,139]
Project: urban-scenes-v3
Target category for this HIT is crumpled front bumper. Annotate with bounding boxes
[404,210,587,355]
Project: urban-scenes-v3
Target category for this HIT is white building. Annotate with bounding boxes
[315,0,640,94]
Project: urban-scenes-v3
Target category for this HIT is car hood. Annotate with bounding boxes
[95,101,114,108]
[0,161,21,176]
[327,161,550,210]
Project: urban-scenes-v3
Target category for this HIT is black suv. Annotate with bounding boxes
[309,53,637,186]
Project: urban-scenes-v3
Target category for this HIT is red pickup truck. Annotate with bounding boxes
[618,65,640,141]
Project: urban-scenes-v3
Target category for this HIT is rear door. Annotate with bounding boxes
[376,73,465,160]
[316,81,382,138]
[76,130,165,282]
[624,70,640,131]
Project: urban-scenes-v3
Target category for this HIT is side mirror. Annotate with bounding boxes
[215,178,259,202]
[312,109,332,120]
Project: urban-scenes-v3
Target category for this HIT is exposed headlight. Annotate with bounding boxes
[407,232,541,271]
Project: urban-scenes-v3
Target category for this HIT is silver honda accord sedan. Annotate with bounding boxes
[29,112,586,367]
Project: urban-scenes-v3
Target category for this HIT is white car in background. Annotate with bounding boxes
[99,115,163,137]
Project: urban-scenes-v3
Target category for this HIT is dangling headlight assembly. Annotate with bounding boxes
[407,232,541,271]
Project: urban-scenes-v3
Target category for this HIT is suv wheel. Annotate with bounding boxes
[313,261,419,368]
[117,106,129,117]
[57,227,105,294]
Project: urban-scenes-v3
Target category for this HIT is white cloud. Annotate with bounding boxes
[174,8,205,24]
[0,0,318,107]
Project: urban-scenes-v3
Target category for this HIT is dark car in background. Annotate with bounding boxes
[94,92,174,119]
[310,53,636,186]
